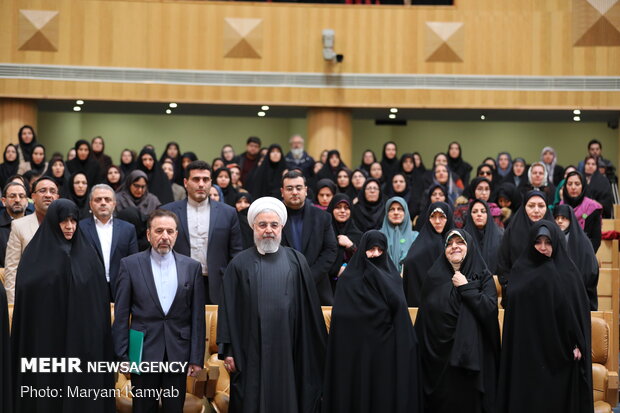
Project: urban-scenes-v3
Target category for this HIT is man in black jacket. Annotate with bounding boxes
[284,134,315,178]
[280,170,337,305]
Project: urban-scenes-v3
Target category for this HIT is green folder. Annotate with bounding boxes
[128,329,144,375]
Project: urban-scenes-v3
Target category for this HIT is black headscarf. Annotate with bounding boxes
[137,147,174,205]
[323,230,422,413]
[17,125,37,162]
[415,183,449,229]
[213,167,238,207]
[317,150,346,183]
[497,220,592,413]
[495,182,521,218]
[336,168,357,199]
[413,152,427,173]
[64,172,91,218]
[0,144,19,190]
[159,142,184,185]
[66,140,102,187]
[447,141,473,185]
[11,199,114,413]
[44,156,69,195]
[463,199,503,274]
[326,194,363,278]
[503,157,527,187]
[104,165,124,192]
[416,228,499,413]
[497,190,553,293]
[562,171,587,208]
[250,144,287,198]
[119,149,137,176]
[359,150,377,175]
[233,192,254,250]
[351,178,386,232]
[554,204,599,310]
[402,201,454,306]
[315,178,337,207]
[380,141,399,183]
[28,144,47,175]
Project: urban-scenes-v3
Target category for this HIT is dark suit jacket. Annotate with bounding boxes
[281,202,337,305]
[112,250,205,366]
[79,217,139,296]
[161,199,243,304]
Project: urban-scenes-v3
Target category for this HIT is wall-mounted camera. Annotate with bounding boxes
[322,29,344,63]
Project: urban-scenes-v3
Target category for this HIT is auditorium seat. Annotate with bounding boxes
[205,305,229,413]
[591,313,617,412]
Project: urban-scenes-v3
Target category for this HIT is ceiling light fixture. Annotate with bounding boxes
[258,111,266,117]
[76,100,84,105]
[73,106,81,112]
[169,103,177,108]
[261,105,270,111]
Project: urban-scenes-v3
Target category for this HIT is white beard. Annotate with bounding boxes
[254,235,281,254]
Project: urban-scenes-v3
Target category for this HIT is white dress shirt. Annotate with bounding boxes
[94,216,114,282]
[187,197,210,275]
[150,249,178,315]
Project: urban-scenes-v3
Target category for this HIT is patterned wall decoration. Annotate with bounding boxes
[223,18,263,58]
[18,9,59,52]
[573,0,620,46]
[425,22,464,62]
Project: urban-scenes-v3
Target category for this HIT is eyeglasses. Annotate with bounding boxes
[479,171,492,176]
[34,188,58,195]
[131,183,147,190]
[366,186,380,192]
[256,221,280,230]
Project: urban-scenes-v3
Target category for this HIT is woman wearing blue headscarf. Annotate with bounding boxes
[380,196,418,273]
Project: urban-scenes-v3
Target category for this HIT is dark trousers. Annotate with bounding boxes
[131,370,187,413]
[203,275,212,305]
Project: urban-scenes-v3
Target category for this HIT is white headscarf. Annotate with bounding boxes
[247,196,288,227]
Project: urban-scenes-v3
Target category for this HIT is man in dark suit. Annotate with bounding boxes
[280,170,337,305]
[161,160,242,305]
[112,209,205,413]
[80,184,138,299]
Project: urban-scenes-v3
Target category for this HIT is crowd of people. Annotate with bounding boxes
[0,124,614,412]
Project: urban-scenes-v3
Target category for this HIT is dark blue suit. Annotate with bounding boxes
[112,250,205,413]
[79,217,139,298]
[161,199,243,304]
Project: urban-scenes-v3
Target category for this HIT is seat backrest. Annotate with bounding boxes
[592,315,610,365]
[321,306,332,332]
[206,305,219,356]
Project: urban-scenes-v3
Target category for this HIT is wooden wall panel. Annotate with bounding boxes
[0,99,37,151]
[307,108,352,166]
[0,0,618,107]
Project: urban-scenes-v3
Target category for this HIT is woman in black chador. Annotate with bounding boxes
[322,230,421,413]
[0,282,11,413]
[11,199,114,413]
[554,204,599,310]
[402,202,453,307]
[497,221,593,413]
[415,229,500,413]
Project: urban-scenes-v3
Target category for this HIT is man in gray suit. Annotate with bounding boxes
[112,209,205,413]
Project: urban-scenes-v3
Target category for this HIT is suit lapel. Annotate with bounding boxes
[85,219,104,260]
[167,252,186,314]
[138,250,165,316]
[178,200,190,245]
[111,219,121,256]
[208,200,219,243]
[282,219,293,247]
[301,203,313,251]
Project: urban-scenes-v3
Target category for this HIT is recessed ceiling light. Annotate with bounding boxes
[573,109,581,115]
[389,114,396,119]
[76,100,84,105]
[573,116,581,122]
[169,103,177,108]
[166,109,172,114]
[390,108,398,113]
[261,105,270,111]
[480,115,486,120]
[258,111,266,117]
[73,106,81,112]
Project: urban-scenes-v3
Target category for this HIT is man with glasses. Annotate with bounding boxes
[0,182,31,267]
[161,160,242,304]
[4,177,59,303]
[280,170,337,305]
[217,196,326,412]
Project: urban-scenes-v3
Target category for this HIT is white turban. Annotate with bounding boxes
[247,197,288,228]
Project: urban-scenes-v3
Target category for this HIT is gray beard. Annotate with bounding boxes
[255,235,281,254]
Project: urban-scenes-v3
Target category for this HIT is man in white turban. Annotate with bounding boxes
[217,196,327,413]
